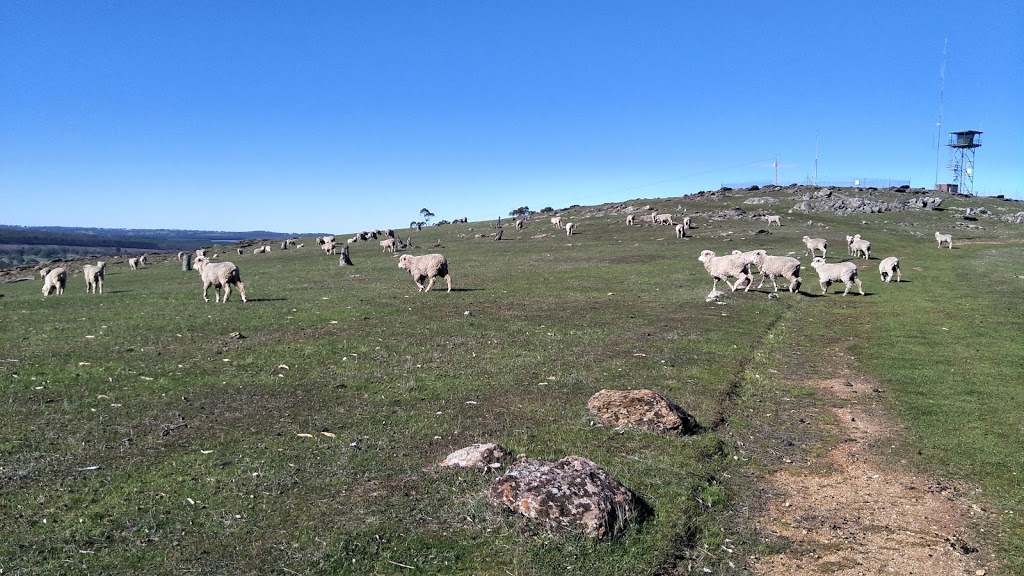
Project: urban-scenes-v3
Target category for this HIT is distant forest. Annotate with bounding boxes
[0,225,309,269]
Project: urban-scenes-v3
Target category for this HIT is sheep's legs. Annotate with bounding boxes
[236,281,247,303]
[444,274,452,292]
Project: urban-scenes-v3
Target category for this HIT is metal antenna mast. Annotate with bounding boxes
[934,38,947,189]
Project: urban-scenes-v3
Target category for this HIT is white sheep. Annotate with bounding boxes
[935,231,953,249]
[42,267,67,296]
[177,252,185,263]
[83,261,106,294]
[39,267,51,282]
[550,216,563,229]
[128,257,139,271]
[565,222,575,236]
[321,241,336,255]
[196,248,208,258]
[802,236,828,258]
[139,254,148,267]
[848,234,871,260]
[810,257,864,295]
[237,248,243,255]
[515,219,524,230]
[845,235,855,256]
[654,213,675,225]
[296,243,304,248]
[398,253,452,293]
[675,223,686,238]
[730,249,765,274]
[682,216,692,230]
[380,238,397,253]
[625,214,635,226]
[752,252,801,293]
[698,250,753,292]
[878,256,901,283]
[193,256,247,303]
[765,215,782,227]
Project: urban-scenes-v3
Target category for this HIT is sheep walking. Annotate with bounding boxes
[42,267,67,296]
[848,234,871,260]
[810,257,864,296]
[878,256,901,283]
[935,231,953,249]
[682,216,692,230]
[193,257,247,303]
[654,213,675,225]
[625,214,635,226]
[730,249,765,274]
[398,253,452,293]
[128,257,139,271]
[550,216,563,229]
[565,222,576,236]
[380,238,397,253]
[802,236,828,258]
[675,223,686,239]
[752,252,801,293]
[698,250,753,292]
[765,215,782,227]
[83,262,106,294]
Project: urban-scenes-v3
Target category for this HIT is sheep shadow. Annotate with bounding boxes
[245,297,287,302]
[447,287,480,293]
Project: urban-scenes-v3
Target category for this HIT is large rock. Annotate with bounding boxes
[743,196,778,205]
[439,443,507,469]
[587,389,700,436]
[489,456,642,538]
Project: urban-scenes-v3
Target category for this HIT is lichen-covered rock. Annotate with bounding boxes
[743,196,778,205]
[489,456,641,538]
[439,443,507,469]
[587,389,700,436]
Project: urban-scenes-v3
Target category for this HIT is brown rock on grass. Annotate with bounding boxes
[489,456,642,538]
[587,389,700,436]
[439,443,507,469]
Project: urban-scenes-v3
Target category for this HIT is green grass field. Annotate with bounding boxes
[2,186,1022,574]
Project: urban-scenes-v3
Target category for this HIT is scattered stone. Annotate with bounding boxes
[228,332,245,339]
[743,196,778,205]
[587,389,701,436]
[440,443,507,469]
[489,456,643,538]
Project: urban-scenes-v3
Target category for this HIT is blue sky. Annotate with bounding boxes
[2,1,1021,234]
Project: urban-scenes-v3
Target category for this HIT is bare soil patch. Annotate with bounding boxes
[750,374,998,575]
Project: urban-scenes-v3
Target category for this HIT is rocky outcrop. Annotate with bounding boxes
[489,456,643,538]
[587,389,701,436]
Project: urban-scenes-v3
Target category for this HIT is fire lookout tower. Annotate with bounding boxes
[947,130,982,195]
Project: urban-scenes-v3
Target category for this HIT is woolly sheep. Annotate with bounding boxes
[752,252,801,293]
[139,254,148,266]
[196,248,208,258]
[515,219,524,230]
[625,214,635,225]
[765,215,782,227]
[802,236,828,258]
[551,216,563,229]
[380,238,397,253]
[39,267,51,282]
[698,250,753,292]
[935,231,953,249]
[675,223,686,238]
[878,256,901,283]
[654,213,675,225]
[810,257,864,296]
[296,243,304,248]
[845,235,855,256]
[397,253,452,293]
[565,222,575,236]
[321,241,336,255]
[83,261,106,294]
[42,267,67,296]
[848,234,871,260]
[193,256,247,303]
[730,249,765,274]
[682,216,692,230]
[128,257,139,271]
[237,248,243,255]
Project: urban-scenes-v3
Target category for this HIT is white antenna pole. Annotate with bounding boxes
[935,38,947,189]
[774,155,779,186]
[814,130,819,186]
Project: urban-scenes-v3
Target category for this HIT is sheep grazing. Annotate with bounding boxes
[698,250,753,292]
[625,214,635,226]
[802,236,828,258]
[550,216,563,229]
[397,253,452,293]
[321,241,336,255]
[682,216,692,230]
[515,219,524,230]
[848,234,871,260]
[380,238,397,253]
[565,222,576,236]
[83,262,106,294]
[128,257,140,271]
[675,223,686,238]
[752,252,801,293]
[654,213,675,225]
[765,215,782,227]
[935,231,953,249]
[878,256,901,283]
[42,267,67,296]
[193,256,247,303]
[810,257,864,296]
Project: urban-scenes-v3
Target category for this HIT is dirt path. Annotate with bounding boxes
[749,373,997,575]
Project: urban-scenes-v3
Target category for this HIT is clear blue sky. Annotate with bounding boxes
[2,1,1021,234]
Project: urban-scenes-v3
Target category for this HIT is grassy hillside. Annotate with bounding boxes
[1,186,1021,574]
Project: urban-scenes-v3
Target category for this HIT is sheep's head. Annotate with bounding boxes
[96,261,106,268]
[811,257,826,268]
[194,256,209,270]
[698,250,716,264]
[802,235,811,242]
[398,254,411,270]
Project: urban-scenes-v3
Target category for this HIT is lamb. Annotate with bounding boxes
[848,234,871,260]
[128,257,140,271]
[380,238,397,253]
[675,223,686,238]
[654,213,675,225]
[698,250,753,292]
[397,253,452,293]
[752,252,801,293]
[625,214,635,226]
[565,222,575,236]
[550,216,563,229]
[802,236,828,258]
[193,256,247,303]
[935,231,953,249]
[878,256,901,283]
[810,257,864,295]
[765,215,782,227]
[42,267,67,296]
[83,261,106,294]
